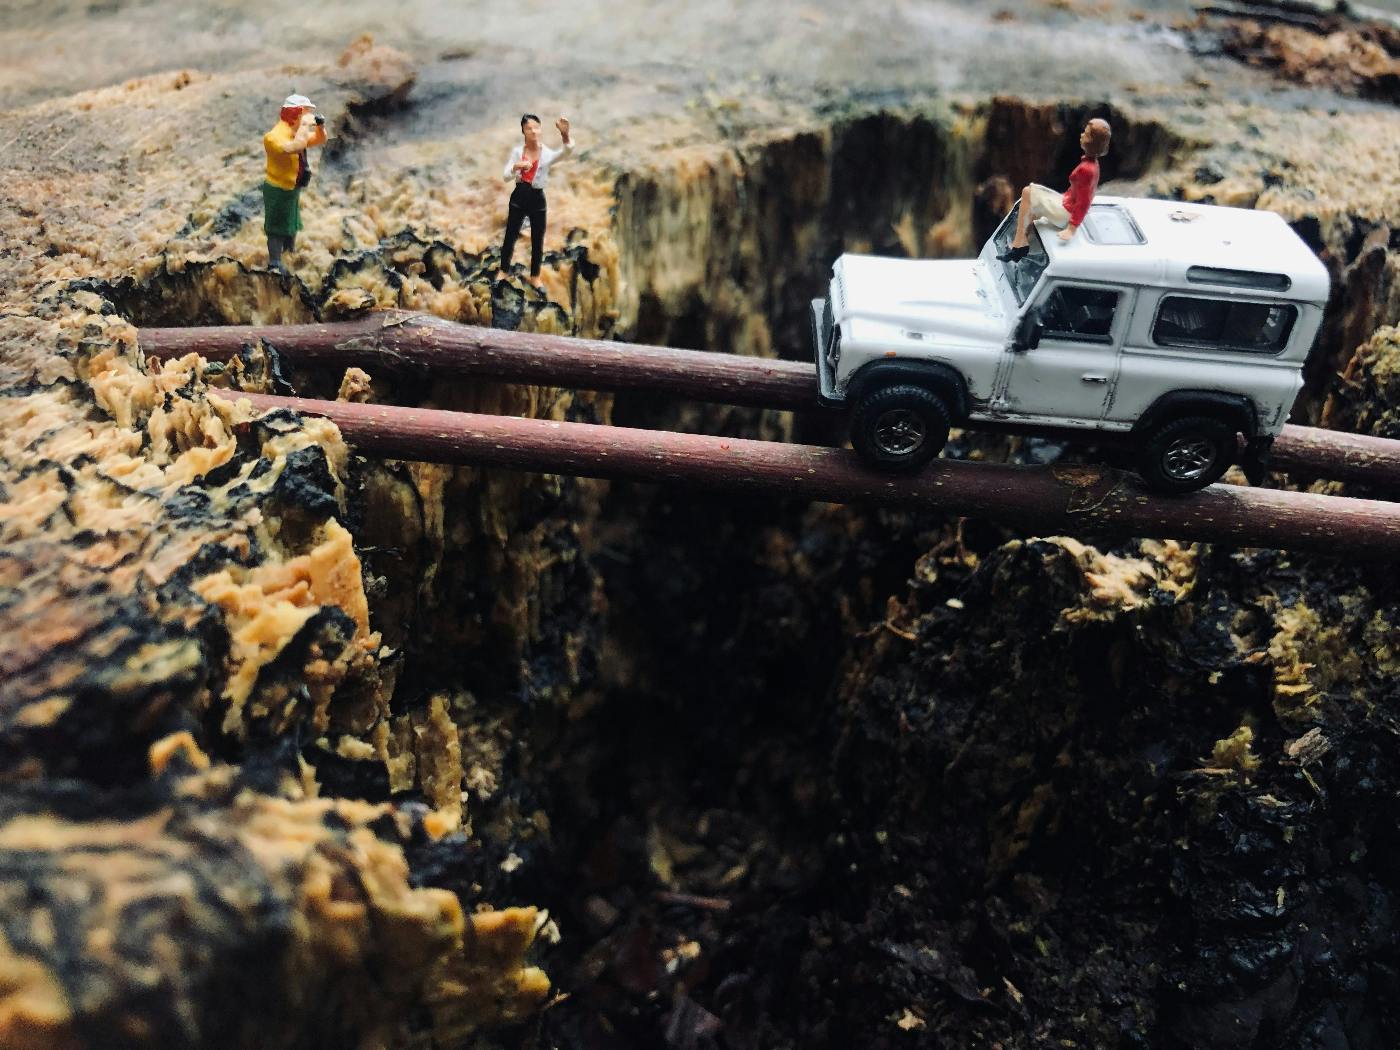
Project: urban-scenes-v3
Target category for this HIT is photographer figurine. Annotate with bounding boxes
[263,94,327,275]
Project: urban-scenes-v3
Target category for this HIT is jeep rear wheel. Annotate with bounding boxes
[851,385,951,472]
[1138,416,1235,494]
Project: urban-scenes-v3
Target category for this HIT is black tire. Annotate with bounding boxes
[1137,416,1236,494]
[850,384,951,472]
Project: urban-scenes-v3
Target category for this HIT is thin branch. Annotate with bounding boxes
[1270,426,1400,488]
[142,311,815,409]
[212,390,1400,559]
[141,313,1400,490]
[654,892,732,912]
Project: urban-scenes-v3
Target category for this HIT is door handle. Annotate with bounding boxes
[1080,374,1109,384]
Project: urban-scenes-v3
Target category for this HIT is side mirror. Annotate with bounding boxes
[1013,309,1043,352]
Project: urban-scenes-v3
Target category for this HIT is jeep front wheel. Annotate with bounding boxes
[1137,416,1235,494]
[851,385,951,472]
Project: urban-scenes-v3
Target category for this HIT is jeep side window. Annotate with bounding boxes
[1154,296,1297,354]
[992,203,1049,306]
[1038,286,1119,343]
[1223,301,1295,350]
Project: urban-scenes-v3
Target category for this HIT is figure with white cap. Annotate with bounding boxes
[262,93,327,275]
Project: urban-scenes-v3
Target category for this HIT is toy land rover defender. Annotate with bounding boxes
[811,197,1330,493]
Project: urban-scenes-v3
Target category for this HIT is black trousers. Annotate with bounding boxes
[501,181,546,275]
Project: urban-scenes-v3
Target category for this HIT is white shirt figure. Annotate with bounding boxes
[502,138,575,191]
[497,115,575,287]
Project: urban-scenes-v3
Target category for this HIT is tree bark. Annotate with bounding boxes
[140,314,1400,489]
[215,390,1400,558]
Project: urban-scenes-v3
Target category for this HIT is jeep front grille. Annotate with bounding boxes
[823,296,840,367]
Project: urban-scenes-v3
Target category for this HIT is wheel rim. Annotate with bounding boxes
[872,408,927,457]
[1161,435,1218,481]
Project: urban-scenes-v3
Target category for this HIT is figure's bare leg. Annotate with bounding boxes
[1011,185,1034,248]
[996,186,1035,261]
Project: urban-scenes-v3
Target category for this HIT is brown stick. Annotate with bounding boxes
[142,314,1400,491]
[1196,3,1331,30]
[1270,426,1400,488]
[214,390,1400,559]
[1199,0,1400,32]
[654,892,732,913]
[141,311,815,410]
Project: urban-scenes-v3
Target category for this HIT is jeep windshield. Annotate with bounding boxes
[992,202,1049,306]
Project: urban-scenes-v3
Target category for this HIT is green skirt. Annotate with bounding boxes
[262,182,302,237]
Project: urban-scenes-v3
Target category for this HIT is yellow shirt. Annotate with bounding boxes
[263,120,327,190]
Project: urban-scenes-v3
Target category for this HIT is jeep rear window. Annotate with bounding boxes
[1152,296,1297,354]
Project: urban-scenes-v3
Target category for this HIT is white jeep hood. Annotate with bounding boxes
[834,255,1005,343]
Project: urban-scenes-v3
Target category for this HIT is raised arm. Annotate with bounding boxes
[275,113,323,153]
[270,126,308,154]
[551,116,574,160]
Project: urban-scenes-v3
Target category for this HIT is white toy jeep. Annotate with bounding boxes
[811,196,1330,493]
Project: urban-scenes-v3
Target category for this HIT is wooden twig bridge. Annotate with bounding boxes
[139,311,1400,558]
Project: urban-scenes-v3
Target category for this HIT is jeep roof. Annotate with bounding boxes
[1030,196,1330,306]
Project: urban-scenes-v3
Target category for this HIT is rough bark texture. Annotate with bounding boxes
[213,390,1400,559]
[2,1,1400,1047]
[140,315,1400,489]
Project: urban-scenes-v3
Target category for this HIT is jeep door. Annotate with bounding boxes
[1107,291,1304,431]
[999,282,1132,425]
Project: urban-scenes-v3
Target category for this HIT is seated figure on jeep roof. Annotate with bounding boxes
[810,193,1330,493]
[998,118,1112,262]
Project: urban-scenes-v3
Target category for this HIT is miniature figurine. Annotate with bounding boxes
[997,118,1112,262]
[812,195,1330,493]
[496,114,574,290]
[262,93,327,275]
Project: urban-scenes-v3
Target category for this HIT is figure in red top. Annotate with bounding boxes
[998,118,1112,262]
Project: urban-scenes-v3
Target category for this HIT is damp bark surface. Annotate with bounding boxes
[3,2,1400,1049]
